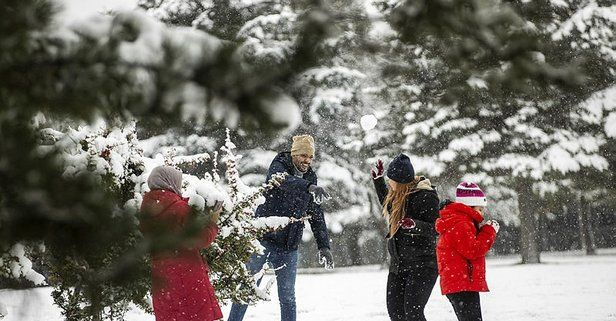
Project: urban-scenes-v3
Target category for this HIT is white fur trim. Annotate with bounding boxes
[455,196,487,207]
[416,179,433,191]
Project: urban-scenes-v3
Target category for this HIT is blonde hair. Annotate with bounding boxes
[382,177,421,237]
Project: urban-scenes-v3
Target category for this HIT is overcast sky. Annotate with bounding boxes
[58,0,138,21]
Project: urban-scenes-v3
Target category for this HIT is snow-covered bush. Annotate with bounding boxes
[0,243,46,287]
[40,120,150,320]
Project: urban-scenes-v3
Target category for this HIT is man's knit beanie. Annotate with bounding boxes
[291,135,315,157]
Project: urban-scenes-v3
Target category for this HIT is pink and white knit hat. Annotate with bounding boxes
[455,182,487,207]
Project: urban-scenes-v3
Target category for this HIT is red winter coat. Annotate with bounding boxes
[140,189,223,321]
[435,202,496,295]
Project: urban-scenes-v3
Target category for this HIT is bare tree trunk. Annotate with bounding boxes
[538,210,546,253]
[578,196,597,255]
[517,182,541,264]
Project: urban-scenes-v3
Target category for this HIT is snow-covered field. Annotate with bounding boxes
[2,250,615,321]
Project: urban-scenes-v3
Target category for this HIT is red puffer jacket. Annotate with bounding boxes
[435,202,496,295]
[140,189,223,321]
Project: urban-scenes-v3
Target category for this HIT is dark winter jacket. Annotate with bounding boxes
[435,202,496,295]
[255,152,330,251]
[374,176,439,274]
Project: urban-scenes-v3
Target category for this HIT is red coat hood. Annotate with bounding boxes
[435,202,484,235]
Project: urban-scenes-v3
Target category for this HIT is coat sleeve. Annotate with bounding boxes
[307,178,331,250]
[198,225,219,248]
[268,158,312,192]
[373,176,388,205]
[398,191,439,237]
[451,222,496,260]
[171,201,219,249]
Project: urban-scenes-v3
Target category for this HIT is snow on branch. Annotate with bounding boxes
[0,243,46,286]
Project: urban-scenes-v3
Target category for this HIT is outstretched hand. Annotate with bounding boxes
[370,159,384,179]
[205,200,223,225]
[309,185,331,204]
[318,248,334,270]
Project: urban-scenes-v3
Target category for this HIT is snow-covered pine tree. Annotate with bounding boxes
[371,0,615,263]
[34,120,151,320]
[202,130,289,303]
[561,84,616,255]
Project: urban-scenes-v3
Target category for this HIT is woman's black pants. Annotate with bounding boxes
[386,263,438,321]
[446,291,483,321]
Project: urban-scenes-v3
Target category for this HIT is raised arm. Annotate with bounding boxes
[198,225,219,248]
[396,188,440,237]
[370,159,387,205]
[267,158,312,193]
[373,176,388,205]
[172,201,220,249]
[451,222,497,260]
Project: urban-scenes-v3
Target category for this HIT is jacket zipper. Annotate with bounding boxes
[467,260,473,282]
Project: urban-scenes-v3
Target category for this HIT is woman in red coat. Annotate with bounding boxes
[435,182,499,321]
[140,166,223,321]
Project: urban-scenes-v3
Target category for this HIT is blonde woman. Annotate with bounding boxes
[372,154,440,321]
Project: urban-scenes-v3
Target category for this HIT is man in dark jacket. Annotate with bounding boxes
[228,135,333,321]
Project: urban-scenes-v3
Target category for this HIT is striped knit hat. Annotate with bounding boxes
[455,182,487,207]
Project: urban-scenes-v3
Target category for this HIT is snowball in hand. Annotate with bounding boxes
[360,114,378,131]
[188,194,206,211]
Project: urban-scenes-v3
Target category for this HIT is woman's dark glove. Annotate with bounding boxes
[398,218,416,229]
[370,159,384,179]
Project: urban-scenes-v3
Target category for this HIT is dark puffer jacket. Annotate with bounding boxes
[374,176,440,274]
[255,152,330,251]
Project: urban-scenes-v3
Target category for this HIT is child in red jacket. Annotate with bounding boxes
[435,182,499,321]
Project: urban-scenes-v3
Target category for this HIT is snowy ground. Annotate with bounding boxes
[2,249,615,321]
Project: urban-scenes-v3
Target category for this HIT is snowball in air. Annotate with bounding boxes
[360,114,378,131]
